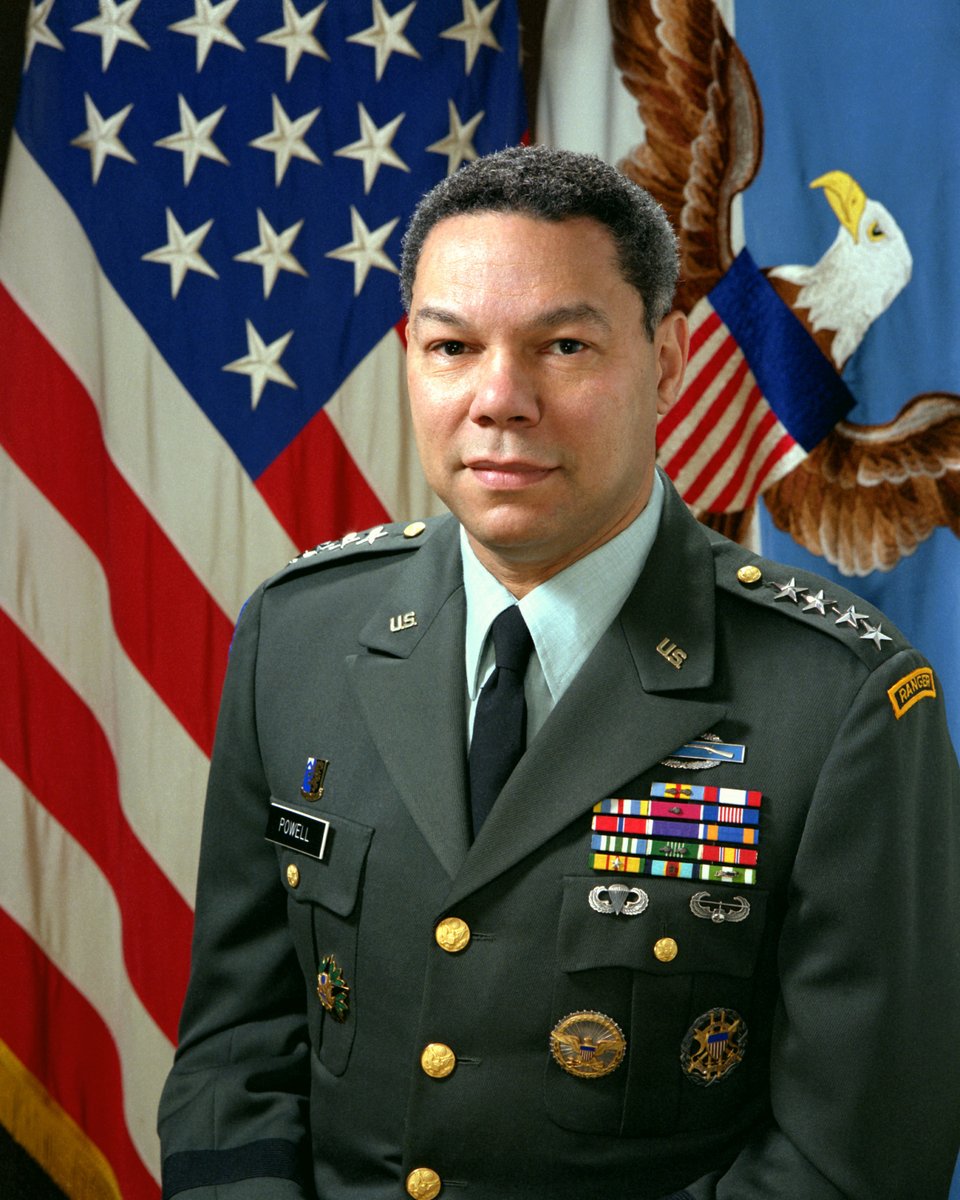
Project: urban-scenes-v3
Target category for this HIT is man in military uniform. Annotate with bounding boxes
[158,147,960,1199]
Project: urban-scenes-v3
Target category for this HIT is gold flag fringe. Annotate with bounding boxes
[0,1039,122,1200]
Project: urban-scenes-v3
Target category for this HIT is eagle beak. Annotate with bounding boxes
[809,170,867,243]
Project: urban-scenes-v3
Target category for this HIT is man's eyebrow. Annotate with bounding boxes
[411,306,468,331]
[527,304,612,333]
[411,302,612,333]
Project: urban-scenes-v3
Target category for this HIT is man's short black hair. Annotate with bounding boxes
[400,144,679,339]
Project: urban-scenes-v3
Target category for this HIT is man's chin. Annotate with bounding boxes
[461,517,558,565]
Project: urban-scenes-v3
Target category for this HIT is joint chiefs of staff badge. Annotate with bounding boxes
[681,1007,747,1086]
[550,1011,626,1079]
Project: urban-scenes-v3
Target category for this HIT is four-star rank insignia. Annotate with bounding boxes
[680,1007,747,1086]
[317,955,350,1022]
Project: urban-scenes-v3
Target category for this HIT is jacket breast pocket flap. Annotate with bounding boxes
[275,804,373,1076]
[557,875,767,979]
[277,804,374,918]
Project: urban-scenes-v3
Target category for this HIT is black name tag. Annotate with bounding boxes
[265,801,330,860]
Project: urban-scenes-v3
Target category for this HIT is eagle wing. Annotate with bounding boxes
[763,394,960,575]
[609,0,763,313]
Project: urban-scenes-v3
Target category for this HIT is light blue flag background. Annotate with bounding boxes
[735,3,960,753]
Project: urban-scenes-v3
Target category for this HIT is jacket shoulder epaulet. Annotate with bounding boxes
[707,531,911,666]
[264,518,441,590]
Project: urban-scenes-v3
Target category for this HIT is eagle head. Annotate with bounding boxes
[769,170,913,371]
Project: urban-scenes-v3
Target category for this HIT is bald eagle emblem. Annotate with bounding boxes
[550,1010,627,1078]
[611,0,960,575]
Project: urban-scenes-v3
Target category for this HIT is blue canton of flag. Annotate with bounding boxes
[17,0,526,544]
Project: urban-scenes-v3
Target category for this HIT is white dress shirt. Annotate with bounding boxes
[461,471,665,747]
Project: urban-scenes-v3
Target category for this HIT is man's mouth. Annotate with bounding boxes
[463,458,556,489]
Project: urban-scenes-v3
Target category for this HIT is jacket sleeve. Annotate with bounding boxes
[679,648,960,1200]
[158,586,314,1199]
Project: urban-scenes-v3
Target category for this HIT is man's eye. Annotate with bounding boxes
[550,338,586,355]
[436,340,466,356]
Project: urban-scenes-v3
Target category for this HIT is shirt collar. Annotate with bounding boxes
[461,471,665,703]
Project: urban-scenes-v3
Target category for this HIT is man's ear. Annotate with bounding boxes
[654,310,689,416]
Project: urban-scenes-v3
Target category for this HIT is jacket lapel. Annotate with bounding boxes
[348,481,728,901]
[348,517,472,879]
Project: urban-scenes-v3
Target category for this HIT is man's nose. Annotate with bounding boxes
[468,350,540,426]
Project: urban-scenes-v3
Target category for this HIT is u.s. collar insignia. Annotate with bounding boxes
[680,1007,747,1085]
[550,1011,626,1079]
[317,955,350,1022]
[661,732,746,771]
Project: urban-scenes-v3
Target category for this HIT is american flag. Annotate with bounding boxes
[0,1,525,1194]
[656,249,856,514]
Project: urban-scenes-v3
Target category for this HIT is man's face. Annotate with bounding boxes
[406,212,688,591]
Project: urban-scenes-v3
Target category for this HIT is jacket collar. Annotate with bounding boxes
[349,476,725,897]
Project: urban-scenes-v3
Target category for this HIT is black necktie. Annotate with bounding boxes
[469,605,534,837]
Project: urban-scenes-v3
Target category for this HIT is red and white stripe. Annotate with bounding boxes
[0,133,441,1195]
[657,298,807,513]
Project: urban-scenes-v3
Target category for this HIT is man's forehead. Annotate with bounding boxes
[418,209,615,254]
[410,211,636,319]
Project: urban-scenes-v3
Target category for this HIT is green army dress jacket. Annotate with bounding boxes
[158,475,960,1200]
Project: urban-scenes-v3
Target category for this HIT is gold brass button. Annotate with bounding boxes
[404,521,427,539]
[737,564,762,586]
[654,936,679,963]
[286,864,300,888]
[435,917,470,953]
[421,1043,456,1079]
[406,1167,441,1199]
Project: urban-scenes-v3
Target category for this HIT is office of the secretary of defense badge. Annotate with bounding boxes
[317,955,350,1022]
[680,1007,747,1086]
[550,1011,626,1078]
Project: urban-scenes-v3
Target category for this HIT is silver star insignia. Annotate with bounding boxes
[834,604,868,629]
[771,577,802,603]
[359,525,389,545]
[801,589,832,615]
[860,622,893,650]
